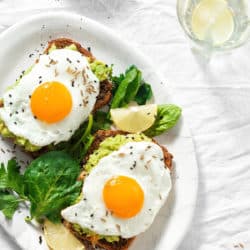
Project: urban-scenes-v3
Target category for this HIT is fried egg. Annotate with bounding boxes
[61,141,172,238]
[0,49,99,146]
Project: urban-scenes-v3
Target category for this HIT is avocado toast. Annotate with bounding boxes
[0,38,112,152]
[63,129,173,250]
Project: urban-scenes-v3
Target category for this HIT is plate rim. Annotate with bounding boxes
[0,11,199,250]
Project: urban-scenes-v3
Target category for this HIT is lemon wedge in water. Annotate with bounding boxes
[191,0,234,45]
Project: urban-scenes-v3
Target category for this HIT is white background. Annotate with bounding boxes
[0,0,250,249]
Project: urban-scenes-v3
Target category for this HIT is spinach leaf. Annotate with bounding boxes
[144,104,182,137]
[111,65,153,108]
[0,159,25,197]
[24,151,82,223]
[111,66,137,108]
[0,191,20,219]
[53,115,94,164]
[92,111,112,133]
[124,67,141,104]
[134,83,153,105]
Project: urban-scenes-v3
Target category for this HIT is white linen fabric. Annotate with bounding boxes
[1,0,250,249]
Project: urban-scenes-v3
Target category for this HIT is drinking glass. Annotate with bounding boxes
[177,0,250,52]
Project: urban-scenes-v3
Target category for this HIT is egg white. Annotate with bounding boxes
[61,141,172,238]
[0,49,99,146]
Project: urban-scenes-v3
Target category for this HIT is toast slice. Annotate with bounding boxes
[0,38,113,152]
[64,130,173,250]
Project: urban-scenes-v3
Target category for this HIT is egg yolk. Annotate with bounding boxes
[30,82,72,123]
[103,176,144,219]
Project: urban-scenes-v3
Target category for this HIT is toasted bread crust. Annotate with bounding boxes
[65,130,173,250]
[64,221,135,250]
[44,38,94,61]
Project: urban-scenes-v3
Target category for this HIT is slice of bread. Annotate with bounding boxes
[0,38,113,152]
[64,129,173,250]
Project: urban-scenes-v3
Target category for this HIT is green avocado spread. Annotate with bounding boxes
[85,133,152,173]
[73,133,151,243]
[0,43,112,152]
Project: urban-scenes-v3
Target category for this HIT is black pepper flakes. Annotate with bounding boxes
[66,57,72,64]
[130,152,133,155]
[71,80,75,87]
[87,47,91,52]
[9,94,12,98]
[129,146,133,149]
[34,116,37,119]
[90,213,94,218]
[83,198,87,201]
[90,225,94,229]
[14,122,17,125]
[29,95,31,99]
[39,236,42,244]
[9,102,13,105]
[77,60,80,63]
[15,111,18,114]
[75,213,78,217]
[22,108,25,113]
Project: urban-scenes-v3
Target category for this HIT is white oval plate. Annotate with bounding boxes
[0,12,198,250]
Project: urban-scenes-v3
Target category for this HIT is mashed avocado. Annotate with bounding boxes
[73,134,151,243]
[90,60,112,82]
[0,120,41,152]
[73,223,120,243]
[85,133,151,173]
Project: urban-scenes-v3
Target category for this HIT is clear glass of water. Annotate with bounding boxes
[177,0,250,52]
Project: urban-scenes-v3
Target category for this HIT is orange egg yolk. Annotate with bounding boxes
[103,176,144,219]
[30,81,72,123]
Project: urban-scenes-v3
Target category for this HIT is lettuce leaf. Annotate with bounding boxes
[145,104,182,137]
[24,151,82,223]
[0,192,20,219]
[111,65,153,108]
[0,152,82,222]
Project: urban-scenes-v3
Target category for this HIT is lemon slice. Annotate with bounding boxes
[44,220,84,250]
[110,104,157,133]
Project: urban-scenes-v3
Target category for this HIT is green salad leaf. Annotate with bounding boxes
[0,159,25,197]
[24,151,82,223]
[0,152,82,222]
[92,111,112,133]
[53,115,94,164]
[111,66,138,108]
[134,83,153,105]
[0,191,20,219]
[111,65,153,108]
[145,104,182,137]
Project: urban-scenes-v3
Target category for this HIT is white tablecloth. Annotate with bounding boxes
[1,0,250,249]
